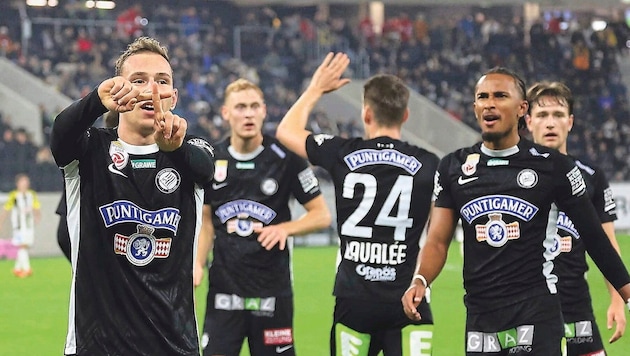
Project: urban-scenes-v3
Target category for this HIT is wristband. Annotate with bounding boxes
[627,298,630,312]
[412,274,428,288]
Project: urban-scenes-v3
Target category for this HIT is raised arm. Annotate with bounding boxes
[402,206,458,320]
[276,52,350,159]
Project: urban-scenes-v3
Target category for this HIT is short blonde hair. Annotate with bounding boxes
[223,79,264,105]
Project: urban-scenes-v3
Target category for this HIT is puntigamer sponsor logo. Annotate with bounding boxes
[215,199,277,224]
[99,200,181,233]
[343,149,421,175]
[556,211,579,238]
[460,195,538,224]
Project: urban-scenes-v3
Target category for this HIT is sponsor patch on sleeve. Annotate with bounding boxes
[603,187,616,213]
[298,167,319,193]
[432,171,442,201]
[566,166,586,196]
[187,137,214,157]
[313,134,334,146]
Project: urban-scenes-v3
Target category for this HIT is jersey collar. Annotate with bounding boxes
[228,145,264,161]
[480,143,519,157]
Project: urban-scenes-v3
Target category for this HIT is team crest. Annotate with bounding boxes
[517,169,538,189]
[214,160,228,182]
[114,225,172,266]
[261,178,278,196]
[475,213,520,247]
[109,140,129,169]
[227,215,264,237]
[155,168,181,194]
[461,154,480,176]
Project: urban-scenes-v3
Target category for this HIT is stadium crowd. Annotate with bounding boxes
[1,2,630,191]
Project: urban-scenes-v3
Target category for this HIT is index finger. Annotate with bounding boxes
[152,82,164,114]
[151,82,165,129]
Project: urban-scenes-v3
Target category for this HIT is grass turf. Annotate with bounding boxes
[2,236,630,355]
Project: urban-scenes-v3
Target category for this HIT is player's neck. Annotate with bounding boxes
[559,144,568,155]
[117,124,156,146]
[482,133,520,150]
[230,134,263,154]
[367,127,401,140]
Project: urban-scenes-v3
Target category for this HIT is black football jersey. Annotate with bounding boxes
[306,133,440,302]
[51,90,214,356]
[205,135,321,297]
[552,157,617,321]
[435,138,628,314]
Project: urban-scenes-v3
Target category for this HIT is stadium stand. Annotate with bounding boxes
[1,1,630,193]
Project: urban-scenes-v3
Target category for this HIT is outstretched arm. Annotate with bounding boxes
[276,52,350,159]
[402,206,458,320]
[601,221,626,343]
[257,195,331,251]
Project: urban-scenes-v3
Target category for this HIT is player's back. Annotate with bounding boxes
[306,134,439,301]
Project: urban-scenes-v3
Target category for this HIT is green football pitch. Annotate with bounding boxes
[2,237,630,355]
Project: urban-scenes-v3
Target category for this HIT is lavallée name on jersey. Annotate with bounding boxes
[343,240,407,265]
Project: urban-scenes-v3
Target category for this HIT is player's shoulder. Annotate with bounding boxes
[521,139,565,160]
[444,142,482,162]
[263,135,303,161]
[308,133,356,153]
[571,155,600,177]
[87,127,117,142]
[211,137,230,157]
[518,140,582,182]
[184,135,215,156]
[395,139,440,161]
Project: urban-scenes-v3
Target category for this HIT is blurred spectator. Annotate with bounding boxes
[12,128,38,177]
[4,3,630,183]
[0,127,17,191]
[0,25,19,59]
[180,7,201,38]
[116,4,144,39]
[32,147,62,192]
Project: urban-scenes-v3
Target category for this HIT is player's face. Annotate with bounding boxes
[119,52,177,135]
[473,73,528,149]
[525,96,573,154]
[16,176,30,191]
[222,89,266,140]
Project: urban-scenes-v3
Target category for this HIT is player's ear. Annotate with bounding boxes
[363,104,373,125]
[401,107,409,124]
[221,105,229,122]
